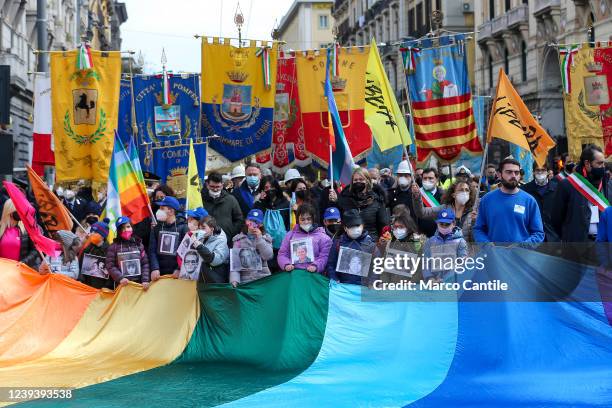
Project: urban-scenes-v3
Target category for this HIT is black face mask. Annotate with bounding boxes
[86,216,99,225]
[352,182,366,193]
[295,190,307,200]
[326,224,341,235]
[266,189,277,200]
[11,212,20,222]
[487,175,496,183]
[590,166,605,180]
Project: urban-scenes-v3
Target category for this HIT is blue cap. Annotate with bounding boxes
[115,216,131,230]
[246,209,264,225]
[186,207,208,221]
[436,208,455,223]
[323,207,341,221]
[155,196,180,211]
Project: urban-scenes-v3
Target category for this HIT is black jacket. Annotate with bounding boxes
[388,186,442,237]
[148,218,189,274]
[254,194,291,231]
[63,197,88,225]
[521,180,558,241]
[550,173,612,242]
[79,242,113,289]
[202,189,244,241]
[337,187,389,241]
[232,182,258,218]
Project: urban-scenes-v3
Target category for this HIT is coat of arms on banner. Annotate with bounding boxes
[154,106,181,136]
[72,89,98,125]
[584,74,610,106]
[221,84,252,121]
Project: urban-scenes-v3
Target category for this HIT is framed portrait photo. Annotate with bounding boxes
[290,238,314,265]
[336,247,372,277]
[229,247,262,272]
[179,250,202,281]
[81,254,108,279]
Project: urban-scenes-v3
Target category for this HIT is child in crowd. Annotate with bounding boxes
[79,218,113,289]
[187,209,229,283]
[322,207,342,239]
[278,203,332,274]
[230,209,274,287]
[107,216,150,288]
[149,196,189,279]
[422,209,468,283]
[39,230,81,279]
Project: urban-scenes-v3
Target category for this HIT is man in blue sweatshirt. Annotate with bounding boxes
[473,158,544,243]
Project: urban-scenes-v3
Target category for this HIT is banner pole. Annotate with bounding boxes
[67,211,87,233]
[329,143,334,187]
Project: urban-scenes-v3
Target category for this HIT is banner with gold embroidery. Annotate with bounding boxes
[296,47,372,165]
[50,49,121,184]
[561,45,609,159]
[201,37,278,162]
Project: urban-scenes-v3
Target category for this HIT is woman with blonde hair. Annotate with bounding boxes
[0,199,40,268]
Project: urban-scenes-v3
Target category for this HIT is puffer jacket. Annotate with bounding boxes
[193,229,230,283]
[326,231,380,285]
[422,227,468,282]
[277,224,332,273]
[79,242,113,289]
[230,232,274,284]
[149,218,189,275]
[337,187,389,241]
[107,236,150,284]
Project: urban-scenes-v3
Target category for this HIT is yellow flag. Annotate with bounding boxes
[186,139,203,210]
[50,49,121,184]
[364,38,411,152]
[487,69,556,166]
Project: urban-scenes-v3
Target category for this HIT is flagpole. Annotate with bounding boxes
[329,143,334,187]
[67,211,87,233]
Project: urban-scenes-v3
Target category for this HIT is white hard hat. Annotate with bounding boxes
[231,165,245,179]
[283,168,302,184]
[455,165,472,176]
[262,168,272,177]
[395,160,412,175]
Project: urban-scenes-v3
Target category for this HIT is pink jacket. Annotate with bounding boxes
[277,225,332,273]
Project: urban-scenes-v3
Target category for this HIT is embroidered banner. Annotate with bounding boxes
[201,37,277,162]
[116,79,133,147]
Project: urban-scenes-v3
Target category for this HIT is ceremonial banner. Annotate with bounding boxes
[594,47,612,156]
[402,35,482,163]
[117,79,134,147]
[487,69,556,167]
[32,74,55,176]
[296,46,372,165]
[201,37,278,162]
[27,165,73,232]
[132,73,206,198]
[365,39,410,152]
[50,49,121,184]
[561,45,609,159]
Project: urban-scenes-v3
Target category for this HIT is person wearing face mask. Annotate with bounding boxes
[388,160,419,227]
[481,164,500,193]
[473,158,544,243]
[412,168,445,237]
[325,209,380,285]
[76,201,103,242]
[521,162,558,241]
[289,179,320,222]
[202,171,244,242]
[107,217,150,289]
[422,209,468,282]
[337,167,388,241]
[379,168,395,193]
[323,207,342,239]
[149,196,189,281]
[78,218,113,289]
[410,180,478,241]
[189,214,229,283]
[232,163,262,217]
[551,144,612,242]
[277,204,332,274]
[62,186,88,223]
[254,175,290,231]
[0,199,40,268]
[439,165,455,190]
[414,168,424,188]
[230,209,274,287]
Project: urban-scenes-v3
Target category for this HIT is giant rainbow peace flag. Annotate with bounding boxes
[1,245,612,406]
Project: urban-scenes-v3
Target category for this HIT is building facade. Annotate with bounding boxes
[0,0,126,173]
[277,0,335,50]
[474,0,612,158]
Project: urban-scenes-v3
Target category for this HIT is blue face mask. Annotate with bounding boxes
[246,175,259,187]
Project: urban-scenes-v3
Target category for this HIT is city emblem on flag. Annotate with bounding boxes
[221,84,253,122]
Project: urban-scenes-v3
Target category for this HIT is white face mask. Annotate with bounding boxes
[346,226,363,239]
[398,176,411,187]
[300,223,313,232]
[393,228,407,240]
[64,190,75,200]
[156,209,168,222]
[321,179,331,188]
[441,167,450,176]
[422,181,435,191]
[535,173,548,185]
[209,190,221,198]
[455,192,470,205]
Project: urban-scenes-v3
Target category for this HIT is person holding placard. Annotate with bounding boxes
[149,196,189,280]
[39,230,81,279]
[278,203,332,274]
[422,209,468,283]
[185,209,229,283]
[107,216,150,289]
[79,218,113,289]
[230,209,274,287]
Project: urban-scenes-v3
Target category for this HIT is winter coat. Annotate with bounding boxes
[63,197,89,225]
[337,187,389,241]
[230,232,274,284]
[551,174,612,242]
[388,186,443,236]
[149,218,189,275]
[521,180,559,241]
[377,233,425,284]
[277,225,332,273]
[107,236,150,284]
[193,229,230,283]
[202,189,244,242]
[411,192,476,242]
[232,182,258,218]
[326,231,380,286]
[79,242,113,289]
[422,227,468,282]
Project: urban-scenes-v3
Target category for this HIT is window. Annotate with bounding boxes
[319,15,329,29]
[408,8,415,36]
[425,0,431,31]
[436,0,441,11]
[521,41,527,81]
[505,0,511,12]
[504,47,509,74]
[416,3,423,35]
[488,54,493,89]
[489,0,495,19]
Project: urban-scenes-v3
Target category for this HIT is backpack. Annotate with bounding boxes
[263,209,287,249]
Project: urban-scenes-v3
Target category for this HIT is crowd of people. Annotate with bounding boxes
[0,143,610,288]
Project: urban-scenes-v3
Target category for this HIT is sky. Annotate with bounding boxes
[121,0,295,73]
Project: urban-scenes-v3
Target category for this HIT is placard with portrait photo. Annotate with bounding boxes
[117,250,141,277]
[290,238,314,265]
[336,247,372,277]
[81,254,109,279]
[158,231,179,255]
[179,250,202,281]
[229,247,262,272]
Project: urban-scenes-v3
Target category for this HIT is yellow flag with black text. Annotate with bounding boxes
[50,49,121,184]
[364,39,411,152]
[487,69,555,166]
[186,139,203,210]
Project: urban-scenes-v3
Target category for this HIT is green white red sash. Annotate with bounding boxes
[420,188,440,208]
[566,173,609,212]
[555,171,567,182]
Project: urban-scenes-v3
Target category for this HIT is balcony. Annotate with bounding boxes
[477,21,492,43]
[507,4,528,28]
[534,0,561,17]
[491,14,508,36]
